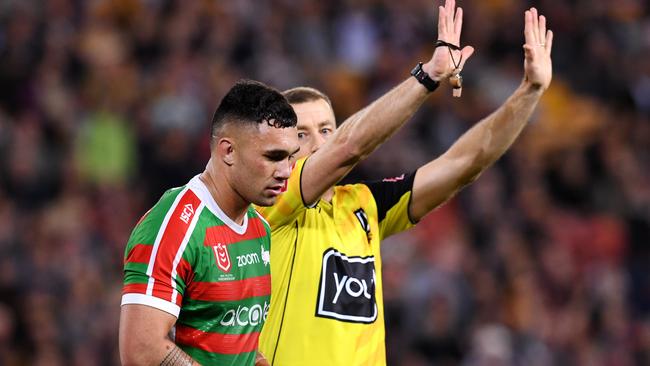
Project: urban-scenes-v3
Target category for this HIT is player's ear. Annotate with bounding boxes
[217,138,235,166]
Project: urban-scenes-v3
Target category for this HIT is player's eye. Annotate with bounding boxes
[320,128,332,135]
[265,152,287,162]
[297,132,306,139]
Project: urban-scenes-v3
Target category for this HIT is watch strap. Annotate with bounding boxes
[410,62,439,92]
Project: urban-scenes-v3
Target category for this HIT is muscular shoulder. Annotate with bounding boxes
[127,186,193,245]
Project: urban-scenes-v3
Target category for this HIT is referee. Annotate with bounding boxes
[257,2,553,365]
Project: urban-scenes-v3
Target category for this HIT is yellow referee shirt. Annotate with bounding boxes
[257,157,415,365]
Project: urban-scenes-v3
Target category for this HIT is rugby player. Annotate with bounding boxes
[119,80,299,366]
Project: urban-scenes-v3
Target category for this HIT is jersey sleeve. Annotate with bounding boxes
[364,172,417,239]
[256,157,311,230]
[121,188,202,318]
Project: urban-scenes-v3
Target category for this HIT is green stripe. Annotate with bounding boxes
[124,187,185,257]
[124,263,149,283]
[181,346,255,366]
[179,297,269,334]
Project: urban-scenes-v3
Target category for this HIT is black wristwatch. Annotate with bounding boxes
[410,62,439,92]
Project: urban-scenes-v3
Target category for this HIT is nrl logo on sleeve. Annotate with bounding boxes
[315,248,377,324]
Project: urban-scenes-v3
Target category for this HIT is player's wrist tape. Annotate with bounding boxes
[410,62,439,92]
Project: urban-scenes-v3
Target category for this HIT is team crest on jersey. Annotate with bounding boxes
[213,242,232,273]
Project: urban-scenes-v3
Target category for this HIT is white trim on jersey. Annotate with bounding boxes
[254,209,271,229]
[146,187,189,295]
[170,202,205,304]
[188,174,248,235]
[121,293,181,318]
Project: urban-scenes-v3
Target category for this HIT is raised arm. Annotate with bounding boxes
[120,304,200,366]
[409,7,554,221]
[300,0,474,204]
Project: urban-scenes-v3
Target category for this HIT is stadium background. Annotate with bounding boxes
[0,0,648,364]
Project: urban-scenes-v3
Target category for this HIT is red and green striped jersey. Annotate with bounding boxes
[122,175,272,366]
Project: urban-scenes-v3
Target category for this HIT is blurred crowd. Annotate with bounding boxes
[0,0,648,365]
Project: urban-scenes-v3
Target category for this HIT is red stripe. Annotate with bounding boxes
[177,258,193,285]
[175,325,259,355]
[150,190,202,302]
[122,283,148,295]
[125,244,153,264]
[186,275,271,302]
[152,286,173,301]
[203,217,267,247]
[171,258,194,305]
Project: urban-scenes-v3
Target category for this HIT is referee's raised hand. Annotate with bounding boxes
[523,7,554,90]
[423,0,475,81]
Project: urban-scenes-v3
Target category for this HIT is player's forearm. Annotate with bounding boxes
[447,81,543,180]
[122,340,201,366]
[159,343,201,366]
[120,305,201,366]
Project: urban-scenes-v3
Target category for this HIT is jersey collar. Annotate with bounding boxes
[187,175,248,235]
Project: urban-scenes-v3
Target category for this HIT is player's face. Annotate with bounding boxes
[232,123,300,207]
[291,99,337,159]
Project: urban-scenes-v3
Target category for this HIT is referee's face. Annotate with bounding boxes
[291,98,336,159]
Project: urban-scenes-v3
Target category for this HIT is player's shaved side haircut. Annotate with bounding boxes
[211,79,297,144]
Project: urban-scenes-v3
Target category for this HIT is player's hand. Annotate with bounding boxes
[423,0,474,81]
[255,351,270,366]
[522,7,553,90]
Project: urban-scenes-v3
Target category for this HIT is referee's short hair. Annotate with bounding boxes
[283,87,332,108]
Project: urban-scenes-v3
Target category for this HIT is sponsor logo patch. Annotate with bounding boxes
[234,245,270,268]
[180,203,194,223]
[220,301,270,327]
[316,248,377,323]
[237,252,260,267]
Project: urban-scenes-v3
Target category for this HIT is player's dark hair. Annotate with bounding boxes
[211,79,297,139]
[283,86,332,107]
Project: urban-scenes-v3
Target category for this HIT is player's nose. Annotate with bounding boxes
[275,159,292,181]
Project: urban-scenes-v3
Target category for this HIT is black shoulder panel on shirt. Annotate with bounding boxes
[363,172,416,223]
